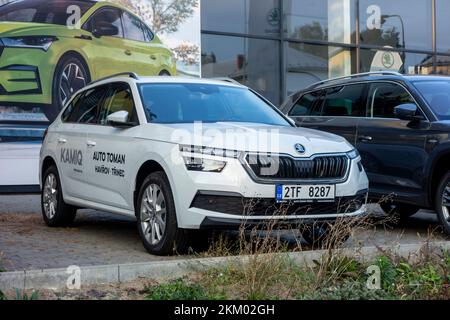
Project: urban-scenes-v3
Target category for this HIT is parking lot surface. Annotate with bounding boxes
[0,195,447,271]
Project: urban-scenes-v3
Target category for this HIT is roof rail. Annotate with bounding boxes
[88,72,139,86]
[308,71,403,89]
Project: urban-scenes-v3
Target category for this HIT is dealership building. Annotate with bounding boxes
[201,0,450,105]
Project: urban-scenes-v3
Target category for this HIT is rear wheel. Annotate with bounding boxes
[435,172,450,236]
[380,202,419,223]
[136,172,189,255]
[45,54,90,121]
[41,165,77,227]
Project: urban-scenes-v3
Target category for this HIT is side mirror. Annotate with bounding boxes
[107,111,136,128]
[92,23,118,38]
[394,103,421,121]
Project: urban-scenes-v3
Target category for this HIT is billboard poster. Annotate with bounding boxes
[0,0,201,191]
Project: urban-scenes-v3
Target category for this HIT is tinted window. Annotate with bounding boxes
[85,7,123,37]
[367,82,416,118]
[99,83,137,125]
[413,80,450,120]
[62,93,83,122]
[0,0,94,25]
[122,12,145,42]
[289,91,323,116]
[320,84,366,117]
[139,83,290,126]
[65,85,108,124]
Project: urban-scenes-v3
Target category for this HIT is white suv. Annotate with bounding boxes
[39,73,369,255]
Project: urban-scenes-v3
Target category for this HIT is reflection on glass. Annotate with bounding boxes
[360,49,433,75]
[202,0,280,36]
[285,43,355,96]
[436,0,450,53]
[359,0,432,51]
[283,0,356,44]
[201,34,280,104]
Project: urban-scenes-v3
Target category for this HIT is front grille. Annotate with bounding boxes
[245,154,349,180]
[191,193,366,217]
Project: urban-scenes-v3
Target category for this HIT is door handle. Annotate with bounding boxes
[58,138,67,144]
[150,54,157,60]
[359,135,373,142]
[125,49,132,56]
[86,141,96,147]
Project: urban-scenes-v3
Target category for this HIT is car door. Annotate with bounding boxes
[356,81,430,199]
[290,84,366,146]
[121,11,160,75]
[82,6,132,78]
[84,82,140,210]
[56,85,108,200]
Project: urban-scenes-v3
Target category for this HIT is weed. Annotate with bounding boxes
[144,278,207,300]
[14,288,39,300]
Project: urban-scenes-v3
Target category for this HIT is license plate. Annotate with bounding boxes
[276,184,335,202]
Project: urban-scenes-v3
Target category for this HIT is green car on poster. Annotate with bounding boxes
[0,0,176,120]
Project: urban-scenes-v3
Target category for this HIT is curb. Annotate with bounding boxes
[1,241,449,291]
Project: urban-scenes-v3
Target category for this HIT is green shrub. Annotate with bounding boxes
[145,278,207,300]
[0,290,6,300]
[14,289,39,300]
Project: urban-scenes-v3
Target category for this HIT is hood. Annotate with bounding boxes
[139,122,353,157]
[0,21,77,37]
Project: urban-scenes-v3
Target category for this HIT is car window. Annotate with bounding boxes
[139,83,290,126]
[412,80,450,120]
[0,0,94,25]
[65,85,108,124]
[289,91,323,116]
[143,24,154,42]
[84,7,123,38]
[320,84,366,117]
[367,83,416,119]
[62,93,83,122]
[99,83,137,125]
[122,11,146,42]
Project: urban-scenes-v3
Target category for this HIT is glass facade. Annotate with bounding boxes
[201,0,450,105]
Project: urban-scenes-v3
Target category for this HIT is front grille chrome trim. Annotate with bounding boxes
[240,152,352,184]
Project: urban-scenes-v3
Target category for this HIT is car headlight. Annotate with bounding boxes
[346,149,360,159]
[1,36,57,51]
[182,156,227,172]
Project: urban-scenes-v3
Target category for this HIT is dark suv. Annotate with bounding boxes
[280,71,450,235]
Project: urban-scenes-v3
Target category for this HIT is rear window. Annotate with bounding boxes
[0,0,95,25]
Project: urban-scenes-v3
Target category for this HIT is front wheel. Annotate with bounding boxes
[435,172,450,236]
[136,172,188,255]
[41,165,77,227]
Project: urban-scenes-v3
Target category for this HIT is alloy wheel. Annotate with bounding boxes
[59,63,87,106]
[43,173,58,219]
[140,184,167,245]
[442,182,450,225]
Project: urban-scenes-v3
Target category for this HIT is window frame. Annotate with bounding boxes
[365,81,428,121]
[82,6,125,38]
[97,81,139,127]
[122,11,150,43]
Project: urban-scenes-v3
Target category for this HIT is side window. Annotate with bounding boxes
[122,11,145,42]
[84,7,123,37]
[321,84,366,117]
[143,24,154,42]
[367,83,416,118]
[98,83,137,125]
[66,85,109,124]
[62,93,83,122]
[289,91,322,116]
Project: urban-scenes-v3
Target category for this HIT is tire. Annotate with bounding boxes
[45,54,91,122]
[41,165,77,227]
[435,172,450,236]
[159,70,171,76]
[380,202,419,223]
[136,171,189,255]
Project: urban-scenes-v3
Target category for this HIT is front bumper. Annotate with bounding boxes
[172,155,369,229]
[0,45,56,105]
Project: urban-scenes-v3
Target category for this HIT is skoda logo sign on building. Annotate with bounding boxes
[295,144,306,154]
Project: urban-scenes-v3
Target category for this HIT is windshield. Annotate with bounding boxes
[138,83,290,126]
[0,0,95,25]
[413,80,450,120]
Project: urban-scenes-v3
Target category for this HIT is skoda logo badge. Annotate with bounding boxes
[295,144,306,154]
